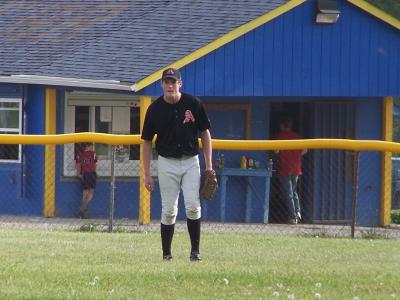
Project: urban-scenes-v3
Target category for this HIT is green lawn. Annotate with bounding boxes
[0,229,399,299]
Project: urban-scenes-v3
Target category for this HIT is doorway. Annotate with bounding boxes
[268,101,357,224]
[269,102,306,223]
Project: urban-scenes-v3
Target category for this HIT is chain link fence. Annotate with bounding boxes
[0,138,400,239]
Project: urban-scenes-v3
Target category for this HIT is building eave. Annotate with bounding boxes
[0,75,134,92]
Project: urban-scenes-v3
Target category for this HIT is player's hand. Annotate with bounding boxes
[144,176,154,192]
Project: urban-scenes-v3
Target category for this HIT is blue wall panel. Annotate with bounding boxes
[282,12,293,96]
[194,59,206,96]
[244,31,255,96]
[272,17,284,96]
[291,6,303,96]
[233,37,245,95]
[253,27,264,96]
[22,86,45,215]
[204,53,215,95]
[262,22,274,96]
[182,62,195,95]
[224,42,236,96]
[214,47,226,94]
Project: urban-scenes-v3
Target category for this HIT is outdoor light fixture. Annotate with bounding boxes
[316,0,340,24]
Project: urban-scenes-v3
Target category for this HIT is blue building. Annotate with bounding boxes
[0,0,399,226]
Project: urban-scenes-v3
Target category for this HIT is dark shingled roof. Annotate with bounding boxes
[0,0,289,85]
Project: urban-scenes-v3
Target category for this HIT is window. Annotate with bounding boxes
[204,103,251,139]
[0,98,22,162]
[63,92,146,177]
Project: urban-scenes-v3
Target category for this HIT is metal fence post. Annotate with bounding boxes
[108,145,116,233]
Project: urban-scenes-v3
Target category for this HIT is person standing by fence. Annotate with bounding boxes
[274,116,306,224]
[75,143,97,219]
[141,67,213,261]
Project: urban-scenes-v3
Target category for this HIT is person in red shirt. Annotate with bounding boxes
[274,116,306,224]
[75,143,97,218]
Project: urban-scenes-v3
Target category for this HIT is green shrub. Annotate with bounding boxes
[391,210,400,224]
[79,222,97,232]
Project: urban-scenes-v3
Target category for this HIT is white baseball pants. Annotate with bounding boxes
[157,155,201,225]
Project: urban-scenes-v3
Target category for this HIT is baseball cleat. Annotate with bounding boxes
[163,254,173,261]
[190,252,202,262]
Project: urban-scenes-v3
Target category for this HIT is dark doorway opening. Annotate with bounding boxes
[268,102,305,224]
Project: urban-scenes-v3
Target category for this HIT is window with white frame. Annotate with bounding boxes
[0,98,22,162]
[63,91,156,177]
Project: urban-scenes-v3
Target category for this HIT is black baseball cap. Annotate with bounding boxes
[162,68,181,81]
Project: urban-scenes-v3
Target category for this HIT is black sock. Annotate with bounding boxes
[187,218,201,254]
[161,223,175,256]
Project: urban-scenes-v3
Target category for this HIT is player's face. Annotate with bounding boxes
[162,78,181,100]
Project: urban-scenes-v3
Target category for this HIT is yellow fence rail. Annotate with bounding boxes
[1,133,400,153]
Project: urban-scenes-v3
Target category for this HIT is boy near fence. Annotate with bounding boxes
[75,143,97,218]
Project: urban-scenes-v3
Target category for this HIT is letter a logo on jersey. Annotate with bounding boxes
[183,110,195,124]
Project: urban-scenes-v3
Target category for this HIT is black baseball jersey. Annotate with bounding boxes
[141,93,211,158]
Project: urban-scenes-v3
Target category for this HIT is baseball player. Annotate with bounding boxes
[141,67,213,261]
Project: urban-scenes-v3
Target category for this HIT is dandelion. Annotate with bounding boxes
[277,283,284,289]
[223,278,229,285]
[89,276,100,286]
[315,282,322,288]
[288,293,295,299]
[272,291,280,297]
[353,297,360,300]
[315,293,321,299]
[391,294,396,299]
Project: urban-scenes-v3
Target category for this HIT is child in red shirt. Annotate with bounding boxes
[76,143,97,218]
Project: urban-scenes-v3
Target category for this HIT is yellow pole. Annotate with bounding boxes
[139,95,152,224]
[44,88,56,217]
[381,96,393,226]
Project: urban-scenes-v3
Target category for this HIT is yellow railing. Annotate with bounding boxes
[1,134,400,153]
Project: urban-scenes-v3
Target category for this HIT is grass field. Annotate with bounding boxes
[0,229,399,300]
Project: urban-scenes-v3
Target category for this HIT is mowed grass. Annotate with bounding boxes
[0,229,399,299]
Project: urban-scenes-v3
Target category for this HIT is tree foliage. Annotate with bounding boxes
[365,0,400,20]
[364,2,400,146]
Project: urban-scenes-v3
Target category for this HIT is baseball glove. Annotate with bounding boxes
[200,169,218,200]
